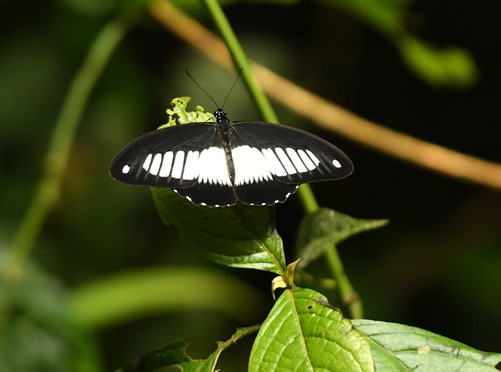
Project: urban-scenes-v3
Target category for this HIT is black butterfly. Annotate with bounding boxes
[109,109,353,207]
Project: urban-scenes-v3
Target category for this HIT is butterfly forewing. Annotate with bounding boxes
[230,122,353,185]
[110,123,223,189]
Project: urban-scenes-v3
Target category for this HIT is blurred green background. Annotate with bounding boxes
[1,0,500,370]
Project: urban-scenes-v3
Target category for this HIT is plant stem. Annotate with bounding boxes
[4,19,128,283]
[203,0,278,124]
[325,246,364,318]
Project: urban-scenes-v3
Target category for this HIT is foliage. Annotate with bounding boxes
[1,0,500,371]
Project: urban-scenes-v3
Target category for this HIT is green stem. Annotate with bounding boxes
[203,0,278,124]
[296,186,319,214]
[325,246,364,318]
[4,19,128,283]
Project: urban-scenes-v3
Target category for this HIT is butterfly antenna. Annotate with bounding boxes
[185,69,219,108]
[186,68,243,109]
[221,67,243,109]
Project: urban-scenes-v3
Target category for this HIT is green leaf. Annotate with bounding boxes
[152,189,286,275]
[398,36,478,89]
[158,96,215,129]
[178,356,218,372]
[119,339,214,371]
[295,208,388,270]
[70,267,268,330]
[352,319,501,371]
[249,287,373,371]
[328,0,409,34]
[120,338,191,371]
[325,0,478,88]
[119,326,260,371]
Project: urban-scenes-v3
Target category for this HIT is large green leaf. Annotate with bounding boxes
[249,287,373,371]
[152,189,286,275]
[353,319,501,371]
[295,208,388,269]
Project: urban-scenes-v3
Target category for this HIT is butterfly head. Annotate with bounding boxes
[214,108,229,124]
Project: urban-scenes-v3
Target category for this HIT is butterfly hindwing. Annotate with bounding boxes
[174,181,236,207]
[233,179,298,205]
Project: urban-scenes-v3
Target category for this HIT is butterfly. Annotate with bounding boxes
[109,108,353,207]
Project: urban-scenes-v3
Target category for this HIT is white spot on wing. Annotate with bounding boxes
[171,151,185,179]
[182,151,200,180]
[286,148,307,173]
[198,147,231,185]
[298,150,316,170]
[306,150,320,165]
[332,159,342,168]
[283,187,297,202]
[150,153,162,175]
[233,145,273,185]
[143,154,152,171]
[275,148,296,175]
[122,165,130,174]
[262,148,287,176]
[159,152,173,177]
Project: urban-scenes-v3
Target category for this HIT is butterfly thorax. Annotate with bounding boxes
[214,108,237,184]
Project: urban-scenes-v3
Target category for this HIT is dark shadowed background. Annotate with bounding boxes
[1,0,500,369]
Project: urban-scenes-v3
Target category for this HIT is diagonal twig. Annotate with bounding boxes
[149,0,501,191]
